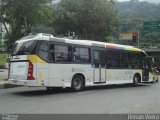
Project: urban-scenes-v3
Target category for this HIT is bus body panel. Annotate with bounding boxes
[9,62,28,80]
[48,64,93,87]
[106,69,142,82]
[37,64,48,86]
[93,65,106,83]
[9,80,37,86]
[27,55,49,87]
[9,55,48,87]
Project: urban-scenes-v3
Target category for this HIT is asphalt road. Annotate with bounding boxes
[0,82,160,114]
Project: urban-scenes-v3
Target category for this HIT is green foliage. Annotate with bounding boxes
[32,25,54,35]
[0,0,52,50]
[53,0,118,41]
[115,1,160,47]
[0,53,8,67]
[141,32,160,47]
[104,36,117,43]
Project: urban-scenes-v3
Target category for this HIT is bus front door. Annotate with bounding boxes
[93,51,106,83]
[142,58,150,81]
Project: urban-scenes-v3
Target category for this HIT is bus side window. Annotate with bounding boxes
[73,47,90,63]
[49,44,72,62]
[107,50,120,69]
[38,41,49,62]
[49,44,55,62]
[131,53,141,69]
[120,52,131,69]
[68,46,72,62]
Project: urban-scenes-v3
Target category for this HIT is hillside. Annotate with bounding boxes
[115,0,160,47]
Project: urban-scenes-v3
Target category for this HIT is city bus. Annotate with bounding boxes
[8,33,159,91]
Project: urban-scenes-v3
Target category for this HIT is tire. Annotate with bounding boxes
[71,75,84,92]
[133,75,140,86]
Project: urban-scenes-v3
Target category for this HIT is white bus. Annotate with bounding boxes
[8,33,159,91]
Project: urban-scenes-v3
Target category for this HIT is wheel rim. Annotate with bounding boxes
[73,78,82,89]
[134,76,138,83]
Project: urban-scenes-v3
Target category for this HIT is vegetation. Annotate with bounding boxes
[0,53,8,68]
[0,0,160,69]
[52,0,118,41]
[115,0,160,47]
[0,0,52,50]
[0,0,160,47]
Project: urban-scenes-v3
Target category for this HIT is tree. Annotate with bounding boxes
[53,0,118,41]
[115,0,160,47]
[0,0,52,50]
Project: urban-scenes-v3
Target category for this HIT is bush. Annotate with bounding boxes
[0,53,9,68]
[0,65,5,69]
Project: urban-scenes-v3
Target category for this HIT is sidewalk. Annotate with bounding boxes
[0,69,23,89]
[0,69,9,89]
[0,69,8,80]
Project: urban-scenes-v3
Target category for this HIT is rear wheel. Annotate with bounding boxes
[71,75,84,92]
[156,79,159,82]
[133,74,140,86]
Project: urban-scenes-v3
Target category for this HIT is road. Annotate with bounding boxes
[0,82,160,114]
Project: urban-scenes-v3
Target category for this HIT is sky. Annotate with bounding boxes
[117,0,160,4]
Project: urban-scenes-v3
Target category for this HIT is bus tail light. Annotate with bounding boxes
[27,61,35,80]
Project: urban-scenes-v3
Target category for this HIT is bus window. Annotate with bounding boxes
[120,52,131,69]
[13,40,36,55]
[38,41,49,62]
[131,53,141,69]
[73,47,90,63]
[49,44,55,62]
[101,51,107,65]
[49,44,72,62]
[107,50,120,68]
[93,51,99,63]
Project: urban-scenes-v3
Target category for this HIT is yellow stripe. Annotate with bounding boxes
[27,55,47,63]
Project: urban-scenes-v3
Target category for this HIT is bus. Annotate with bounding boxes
[8,33,159,91]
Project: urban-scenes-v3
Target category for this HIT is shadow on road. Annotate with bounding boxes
[12,83,151,97]
[13,88,72,97]
[84,83,150,91]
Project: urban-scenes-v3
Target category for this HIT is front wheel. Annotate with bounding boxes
[71,75,84,92]
[133,75,140,86]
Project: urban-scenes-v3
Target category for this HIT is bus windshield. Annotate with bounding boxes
[12,40,36,55]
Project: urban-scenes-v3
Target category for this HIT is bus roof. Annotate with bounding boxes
[17,33,142,52]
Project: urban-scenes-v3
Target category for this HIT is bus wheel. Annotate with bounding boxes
[133,74,140,86]
[71,75,84,92]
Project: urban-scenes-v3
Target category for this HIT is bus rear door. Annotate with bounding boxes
[93,51,106,83]
[142,57,150,81]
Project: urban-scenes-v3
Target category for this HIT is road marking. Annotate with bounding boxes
[78,90,94,95]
